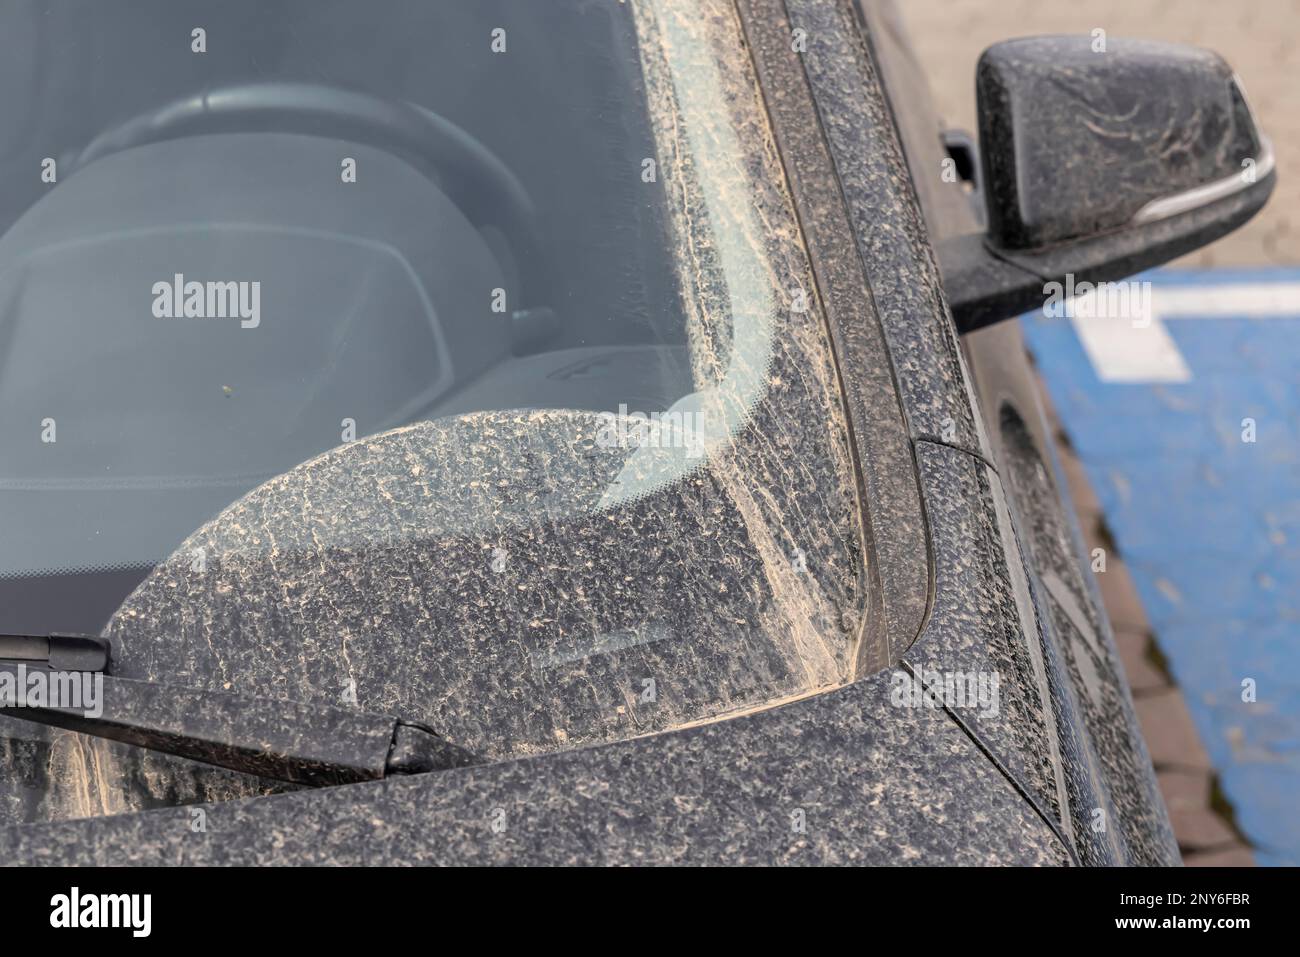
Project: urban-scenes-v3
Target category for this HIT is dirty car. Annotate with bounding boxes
[0,0,1274,865]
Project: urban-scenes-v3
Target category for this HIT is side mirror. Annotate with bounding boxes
[938,36,1275,333]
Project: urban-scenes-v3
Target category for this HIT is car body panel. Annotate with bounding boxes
[1,0,1180,864]
[1,441,1070,866]
[858,0,1178,862]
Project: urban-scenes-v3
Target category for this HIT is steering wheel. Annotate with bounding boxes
[69,82,550,307]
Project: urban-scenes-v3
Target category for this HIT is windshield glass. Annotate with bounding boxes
[0,0,873,823]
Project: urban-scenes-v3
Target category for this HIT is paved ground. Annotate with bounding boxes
[1039,388,1255,866]
[899,1,1300,864]
[1026,270,1300,866]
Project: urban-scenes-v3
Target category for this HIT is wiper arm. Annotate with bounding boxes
[0,631,111,671]
[0,634,479,786]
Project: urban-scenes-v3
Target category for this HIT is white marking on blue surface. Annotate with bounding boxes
[1069,280,1300,382]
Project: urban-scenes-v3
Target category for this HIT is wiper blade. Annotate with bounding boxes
[0,636,479,786]
[0,632,111,672]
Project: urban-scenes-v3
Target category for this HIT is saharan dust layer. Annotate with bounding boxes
[0,0,872,824]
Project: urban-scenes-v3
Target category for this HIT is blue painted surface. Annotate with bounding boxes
[1022,267,1300,866]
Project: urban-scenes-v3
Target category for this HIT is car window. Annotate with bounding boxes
[0,0,876,823]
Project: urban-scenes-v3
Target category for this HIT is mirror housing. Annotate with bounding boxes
[939,36,1275,333]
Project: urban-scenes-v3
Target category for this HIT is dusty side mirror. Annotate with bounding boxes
[938,35,1275,333]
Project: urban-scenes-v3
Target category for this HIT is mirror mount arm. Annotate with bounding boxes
[937,234,1046,335]
[940,168,1275,335]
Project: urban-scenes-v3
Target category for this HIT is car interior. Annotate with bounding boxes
[0,0,696,634]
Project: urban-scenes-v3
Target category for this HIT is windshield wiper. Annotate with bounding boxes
[0,631,111,671]
[0,633,479,786]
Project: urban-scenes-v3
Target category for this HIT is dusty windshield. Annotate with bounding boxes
[0,0,872,823]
